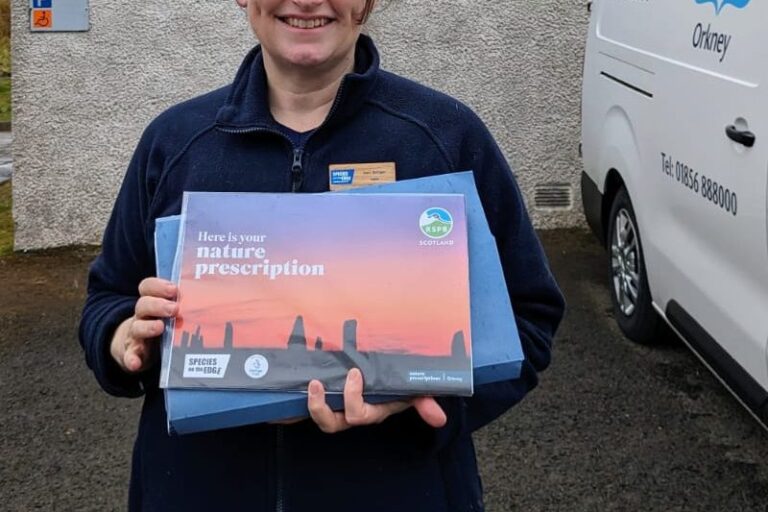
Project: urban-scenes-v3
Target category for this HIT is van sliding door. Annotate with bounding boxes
[649,0,768,390]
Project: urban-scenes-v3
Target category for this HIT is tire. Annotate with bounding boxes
[606,187,664,344]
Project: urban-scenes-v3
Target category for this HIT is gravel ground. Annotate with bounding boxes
[1,229,766,511]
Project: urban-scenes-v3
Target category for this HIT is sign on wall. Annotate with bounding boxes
[30,0,89,32]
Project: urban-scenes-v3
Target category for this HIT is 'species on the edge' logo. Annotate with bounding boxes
[695,0,750,15]
[419,207,454,239]
[330,169,355,186]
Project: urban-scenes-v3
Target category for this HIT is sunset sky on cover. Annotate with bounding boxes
[172,193,471,356]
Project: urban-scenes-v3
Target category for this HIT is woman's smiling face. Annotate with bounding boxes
[237,0,371,71]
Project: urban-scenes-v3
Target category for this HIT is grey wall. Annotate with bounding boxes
[12,0,588,250]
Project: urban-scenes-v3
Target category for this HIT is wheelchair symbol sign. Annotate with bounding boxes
[32,9,52,29]
[32,0,52,7]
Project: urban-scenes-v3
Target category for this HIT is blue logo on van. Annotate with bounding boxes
[695,0,750,15]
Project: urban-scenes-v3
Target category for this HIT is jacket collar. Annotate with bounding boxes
[215,34,380,131]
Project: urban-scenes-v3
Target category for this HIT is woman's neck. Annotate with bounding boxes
[263,52,355,133]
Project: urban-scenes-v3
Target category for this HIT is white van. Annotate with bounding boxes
[580,0,768,425]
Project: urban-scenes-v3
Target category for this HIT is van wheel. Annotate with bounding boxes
[607,187,663,344]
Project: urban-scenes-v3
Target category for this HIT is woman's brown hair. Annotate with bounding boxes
[358,0,375,24]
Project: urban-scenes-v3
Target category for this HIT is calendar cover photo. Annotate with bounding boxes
[160,192,473,396]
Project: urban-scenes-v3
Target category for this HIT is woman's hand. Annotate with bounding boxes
[307,368,447,433]
[110,278,178,374]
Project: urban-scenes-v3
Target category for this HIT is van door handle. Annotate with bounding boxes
[725,125,756,148]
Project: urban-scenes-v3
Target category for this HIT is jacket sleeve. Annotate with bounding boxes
[78,126,162,398]
[434,115,566,445]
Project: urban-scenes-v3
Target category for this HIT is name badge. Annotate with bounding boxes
[329,162,396,191]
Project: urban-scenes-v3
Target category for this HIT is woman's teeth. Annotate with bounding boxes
[283,18,329,29]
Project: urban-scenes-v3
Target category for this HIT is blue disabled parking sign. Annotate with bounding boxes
[30,0,89,32]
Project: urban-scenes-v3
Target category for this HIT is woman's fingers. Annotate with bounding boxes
[411,397,447,428]
[118,315,165,374]
[343,368,409,426]
[123,343,144,372]
[109,279,177,375]
[138,277,177,300]
[307,370,448,433]
[307,380,349,433]
[129,318,166,340]
[135,296,177,320]
[122,335,153,373]
[341,368,366,423]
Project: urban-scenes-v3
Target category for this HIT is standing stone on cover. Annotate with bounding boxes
[288,315,307,350]
[223,322,234,349]
[451,331,467,359]
[190,325,203,348]
[343,319,358,353]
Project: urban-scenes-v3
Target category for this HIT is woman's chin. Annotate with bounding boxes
[283,50,334,69]
[268,40,350,71]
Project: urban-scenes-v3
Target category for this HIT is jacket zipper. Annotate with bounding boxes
[275,425,285,512]
[287,78,347,193]
[216,126,303,192]
[291,149,304,192]
[217,75,349,194]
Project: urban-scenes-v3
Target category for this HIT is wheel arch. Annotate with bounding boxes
[601,169,626,247]
[594,105,643,246]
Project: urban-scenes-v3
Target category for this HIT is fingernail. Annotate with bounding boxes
[309,381,321,396]
[166,304,177,316]
[348,369,360,384]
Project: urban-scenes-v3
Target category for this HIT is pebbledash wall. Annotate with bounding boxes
[12,0,588,250]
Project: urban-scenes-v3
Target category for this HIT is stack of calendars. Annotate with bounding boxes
[155,172,524,435]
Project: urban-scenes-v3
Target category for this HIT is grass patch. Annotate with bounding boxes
[0,39,8,77]
[0,180,12,255]
[0,77,9,124]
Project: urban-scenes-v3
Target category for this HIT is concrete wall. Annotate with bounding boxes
[12,0,588,250]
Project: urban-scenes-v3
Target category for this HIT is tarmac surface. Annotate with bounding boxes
[1,229,767,511]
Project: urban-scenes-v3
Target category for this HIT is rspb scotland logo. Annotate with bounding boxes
[694,0,750,15]
[419,207,453,239]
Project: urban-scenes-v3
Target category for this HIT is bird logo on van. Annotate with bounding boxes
[695,0,750,15]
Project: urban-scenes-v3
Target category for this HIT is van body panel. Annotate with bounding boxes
[582,0,768,402]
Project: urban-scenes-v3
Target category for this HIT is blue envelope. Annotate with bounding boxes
[158,171,523,435]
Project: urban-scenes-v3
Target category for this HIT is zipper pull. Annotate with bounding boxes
[291,149,304,192]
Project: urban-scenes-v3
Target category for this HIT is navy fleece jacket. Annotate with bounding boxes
[79,35,565,512]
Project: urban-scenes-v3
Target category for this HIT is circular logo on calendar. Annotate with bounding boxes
[244,354,269,379]
[419,207,454,239]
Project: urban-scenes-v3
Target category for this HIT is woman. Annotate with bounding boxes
[80,1,565,510]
